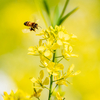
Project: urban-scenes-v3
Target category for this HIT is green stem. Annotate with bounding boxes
[48,50,56,100]
[48,75,53,100]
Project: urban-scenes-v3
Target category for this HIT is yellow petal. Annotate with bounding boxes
[74,70,81,75]
[47,68,52,74]
[67,64,74,74]
[64,34,70,40]
[70,54,78,57]
[48,62,55,68]
[27,52,36,55]
[70,70,81,77]
[47,37,54,46]
[28,46,35,52]
[58,31,64,39]
[37,89,42,94]
[51,43,60,50]
[63,81,68,87]
[10,90,14,95]
[30,77,37,83]
[56,92,63,100]
[57,39,63,46]
[43,77,49,85]
[44,50,52,57]
[56,63,64,70]
[53,72,59,76]
[70,34,77,39]
[56,92,61,99]
[3,92,8,96]
[38,46,46,51]
[69,46,73,52]
[64,45,68,51]
[39,70,44,79]
[39,39,42,46]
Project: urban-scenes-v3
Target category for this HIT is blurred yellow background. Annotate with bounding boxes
[0,0,100,100]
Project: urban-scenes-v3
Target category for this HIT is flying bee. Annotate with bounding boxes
[24,21,41,32]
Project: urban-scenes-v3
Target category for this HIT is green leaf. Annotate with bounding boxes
[58,7,79,25]
[60,0,69,19]
[53,5,59,27]
[43,0,50,16]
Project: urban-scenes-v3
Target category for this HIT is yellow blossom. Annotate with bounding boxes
[62,44,78,60]
[51,43,60,50]
[27,25,79,99]
[30,70,49,88]
[47,62,64,76]
[28,25,77,61]
[3,90,30,100]
[55,64,81,86]
[28,46,37,55]
[31,89,42,99]
[56,92,65,100]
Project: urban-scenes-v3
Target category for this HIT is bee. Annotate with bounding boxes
[24,21,39,31]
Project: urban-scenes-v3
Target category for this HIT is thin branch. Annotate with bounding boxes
[55,56,63,58]
[53,78,64,82]
[57,57,64,63]
[51,84,58,95]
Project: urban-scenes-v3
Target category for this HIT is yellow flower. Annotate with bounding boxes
[28,40,53,62]
[28,25,77,61]
[62,45,78,60]
[30,70,49,88]
[47,62,64,76]
[56,92,65,100]
[51,43,60,50]
[28,46,37,55]
[31,89,42,99]
[3,90,30,100]
[55,64,81,86]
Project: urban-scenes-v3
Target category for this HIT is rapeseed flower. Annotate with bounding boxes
[3,0,80,99]
[28,25,78,62]
[56,92,65,100]
[30,70,49,88]
[3,90,30,100]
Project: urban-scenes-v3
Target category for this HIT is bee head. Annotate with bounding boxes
[35,23,38,28]
[24,21,28,26]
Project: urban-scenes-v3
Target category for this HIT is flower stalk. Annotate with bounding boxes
[2,0,80,100]
[48,50,56,100]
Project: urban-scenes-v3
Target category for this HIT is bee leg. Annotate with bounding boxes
[32,28,35,31]
[29,27,32,31]
[30,27,35,31]
[33,29,36,32]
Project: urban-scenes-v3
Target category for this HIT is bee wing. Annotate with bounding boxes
[30,14,40,23]
[22,28,30,33]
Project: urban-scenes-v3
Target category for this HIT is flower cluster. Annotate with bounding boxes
[2,25,80,100]
[28,25,80,100]
[3,90,30,100]
[28,26,78,61]
[30,70,49,99]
